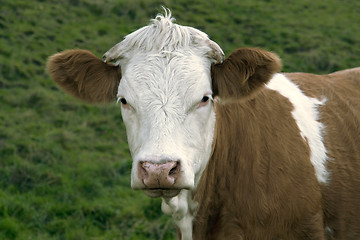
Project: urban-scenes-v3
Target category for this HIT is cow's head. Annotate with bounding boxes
[47,12,281,199]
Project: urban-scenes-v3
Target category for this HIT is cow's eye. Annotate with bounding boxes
[198,95,212,108]
[116,97,131,109]
[201,96,209,103]
[117,97,130,109]
[117,97,127,105]
[120,98,127,105]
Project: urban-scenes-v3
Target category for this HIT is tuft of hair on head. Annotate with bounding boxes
[211,47,282,101]
[156,6,174,22]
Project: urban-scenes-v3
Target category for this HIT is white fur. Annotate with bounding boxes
[119,52,216,190]
[162,190,198,240]
[266,73,329,183]
[103,10,220,65]
[106,12,218,239]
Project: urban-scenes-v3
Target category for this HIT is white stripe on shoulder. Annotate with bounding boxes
[266,73,329,184]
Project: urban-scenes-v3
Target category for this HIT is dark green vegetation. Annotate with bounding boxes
[1,0,359,239]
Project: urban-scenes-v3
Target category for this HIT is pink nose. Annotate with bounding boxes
[138,161,181,188]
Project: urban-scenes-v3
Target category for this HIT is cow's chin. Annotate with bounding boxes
[143,189,181,198]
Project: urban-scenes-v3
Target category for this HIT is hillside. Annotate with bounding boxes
[0,0,360,239]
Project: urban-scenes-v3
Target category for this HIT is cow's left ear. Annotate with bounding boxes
[47,49,121,103]
[211,48,281,100]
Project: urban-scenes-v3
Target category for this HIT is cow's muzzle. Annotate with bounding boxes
[137,160,183,198]
[138,161,180,187]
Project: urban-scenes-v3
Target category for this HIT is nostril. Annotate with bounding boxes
[138,161,149,179]
[169,161,180,176]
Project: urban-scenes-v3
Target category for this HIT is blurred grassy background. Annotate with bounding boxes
[0,0,359,239]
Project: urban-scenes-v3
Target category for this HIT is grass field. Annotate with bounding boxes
[1,0,360,239]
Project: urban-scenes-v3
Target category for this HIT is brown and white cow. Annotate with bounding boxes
[47,11,360,240]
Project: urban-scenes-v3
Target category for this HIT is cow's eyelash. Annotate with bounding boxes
[200,95,213,104]
[116,97,127,105]
[117,97,132,111]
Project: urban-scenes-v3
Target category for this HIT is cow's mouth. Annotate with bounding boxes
[143,189,181,198]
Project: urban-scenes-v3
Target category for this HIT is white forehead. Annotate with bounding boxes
[119,52,212,102]
[121,52,211,88]
[111,13,215,109]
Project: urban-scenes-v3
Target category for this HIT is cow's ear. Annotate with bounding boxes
[47,49,121,103]
[211,48,281,100]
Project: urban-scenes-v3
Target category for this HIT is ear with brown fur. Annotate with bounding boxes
[211,48,282,100]
[47,49,121,103]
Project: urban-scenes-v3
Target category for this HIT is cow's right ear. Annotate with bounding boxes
[47,49,121,103]
[211,48,281,100]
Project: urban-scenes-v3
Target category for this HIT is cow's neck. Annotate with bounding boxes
[161,102,216,240]
[161,98,261,240]
[161,189,196,240]
[191,85,321,238]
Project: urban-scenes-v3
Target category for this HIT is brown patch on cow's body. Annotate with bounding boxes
[287,69,360,239]
[194,90,324,239]
[193,67,360,239]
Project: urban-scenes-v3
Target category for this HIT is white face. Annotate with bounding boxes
[117,51,216,198]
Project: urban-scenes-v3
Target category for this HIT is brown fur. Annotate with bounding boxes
[194,92,324,240]
[193,49,360,239]
[47,49,121,103]
[287,70,360,239]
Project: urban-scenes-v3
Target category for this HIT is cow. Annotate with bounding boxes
[47,10,360,240]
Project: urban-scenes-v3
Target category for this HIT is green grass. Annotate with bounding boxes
[1,0,360,239]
